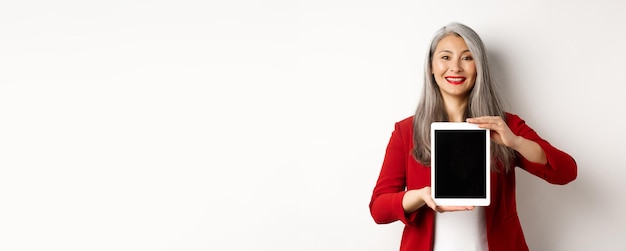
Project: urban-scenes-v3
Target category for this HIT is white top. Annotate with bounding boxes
[433,207,488,251]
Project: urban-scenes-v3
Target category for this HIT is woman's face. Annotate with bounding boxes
[431,34,477,100]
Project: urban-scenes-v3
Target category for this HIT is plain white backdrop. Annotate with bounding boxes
[1,0,625,250]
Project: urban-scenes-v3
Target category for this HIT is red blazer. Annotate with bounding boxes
[369,113,577,251]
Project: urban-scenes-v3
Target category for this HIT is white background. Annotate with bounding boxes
[1,0,624,250]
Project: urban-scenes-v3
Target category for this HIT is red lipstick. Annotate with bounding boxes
[445,76,466,85]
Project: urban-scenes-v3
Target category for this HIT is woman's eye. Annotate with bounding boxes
[441,56,449,60]
[463,56,473,60]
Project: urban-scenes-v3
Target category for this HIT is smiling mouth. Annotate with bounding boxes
[445,77,466,85]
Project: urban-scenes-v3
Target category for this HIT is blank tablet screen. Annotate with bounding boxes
[433,129,487,199]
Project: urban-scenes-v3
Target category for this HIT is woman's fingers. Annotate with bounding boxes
[467,116,519,147]
[466,116,502,128]
[412,187,476,213]
[435,206,475,213]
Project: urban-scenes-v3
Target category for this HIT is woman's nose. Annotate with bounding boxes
[449,60,463,72]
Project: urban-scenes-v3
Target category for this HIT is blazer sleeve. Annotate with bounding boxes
[508,114,577,185]
[369,120,426,227]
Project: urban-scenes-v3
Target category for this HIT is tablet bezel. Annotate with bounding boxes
[430,122,490,206]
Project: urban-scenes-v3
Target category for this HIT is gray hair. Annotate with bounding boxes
[411,22,515,172]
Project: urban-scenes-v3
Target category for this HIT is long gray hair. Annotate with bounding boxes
[411,22,515,172]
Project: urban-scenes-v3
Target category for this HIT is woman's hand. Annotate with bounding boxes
[466,116,521,148]
[403,187,475,213]
[467,116,547,164]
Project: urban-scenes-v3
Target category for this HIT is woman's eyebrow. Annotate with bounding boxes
[437,49,471,54]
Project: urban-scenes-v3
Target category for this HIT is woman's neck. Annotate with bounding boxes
[443,97,469,122]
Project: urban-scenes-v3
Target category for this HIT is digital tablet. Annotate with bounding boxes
[431,122,490,206]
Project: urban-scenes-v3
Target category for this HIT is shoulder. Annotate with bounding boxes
[394,116,415,133]
[389,116,414,140]
[396,116,414,128]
